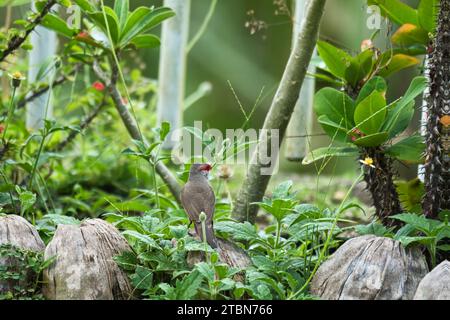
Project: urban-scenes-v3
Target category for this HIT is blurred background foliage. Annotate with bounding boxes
[0,0,423,217]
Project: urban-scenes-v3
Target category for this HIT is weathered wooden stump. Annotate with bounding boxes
[0,215,45,294]
[43,219,133,300]
[311,235,428,300]
[414,260,450,300]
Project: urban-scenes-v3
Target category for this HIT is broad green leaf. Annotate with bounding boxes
[317,115,350,143]
[175,270,203,299]
[395,236,435,247]
[317,40,352,79]
[390,213,441,234]
[353,132,389,147]
[129,34,160,49]
[120,7,174,47]
[130,266,153,290]
[314,87,355,128]
[214,221,259,242]
[378,54,420,78]
[114,0,129,31]
[354,91,387,135]
[344,49,374,88]
[302,146,359,165]
[356,76,387,105]
[418,0,438,32]
[391,24,429,47]
[386,134,425,163]
[41,14,76,38]
[87,8,120,45]
[383,76,427,138]
[356,222,393,237]
[367,0,419,26]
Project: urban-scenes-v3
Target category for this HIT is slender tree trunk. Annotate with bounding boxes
[232,0,327,223]
[157,0,191,150]
[285,0,317,161]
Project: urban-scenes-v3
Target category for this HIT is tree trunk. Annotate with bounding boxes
[232,0,327,223]
[285,0,317,162]
[157,0,191,150]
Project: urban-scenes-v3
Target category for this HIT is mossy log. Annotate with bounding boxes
[414,260,450,300]
[43,219,133,300]
[311,235,428,300]
[0,215,45,294]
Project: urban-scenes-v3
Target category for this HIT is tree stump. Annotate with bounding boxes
[0,215,45,294]
[43,219,133,300]
[414,260,450,300]
[311,235,428,300]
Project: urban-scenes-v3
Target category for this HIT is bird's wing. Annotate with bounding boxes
[180,182,215,222]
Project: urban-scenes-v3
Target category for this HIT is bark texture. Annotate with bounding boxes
[232,0,327,223]
[422,0,450,218]
[43,219,133,300]
[310,235,428,300]
[414,260,450,300]
[0,215,45,293]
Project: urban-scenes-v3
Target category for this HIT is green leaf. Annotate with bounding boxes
[114,0,129,31]
[175,270,203,300]
[356,221,393,237]
[120,7,174,47]
[390,213,441,234]
[395,236,435,247]
[314,87,355,129]
[344,49,374,88]
[122,230,160,248]
[317,115,350,143]
[317,40,352,79]
[302,146,359,165]
[356,76,387,106]
[367,0,419,26]
[129,34,160,49]
[378,54,420,78]
[418,0,438,32]
[391,24,429,47]
[41,14,76,38]
[386,134,425,163]
[87,8,120,45]
[383,76,427,138]
[395,178,425,213]
[354,91,387,135]
[214,221,259,242]
[159,121,171,141]
[73,0,96,12]
[353,132,389,147]
[130,266,153,290]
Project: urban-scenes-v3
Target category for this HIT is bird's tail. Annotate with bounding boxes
[194,221,218,248]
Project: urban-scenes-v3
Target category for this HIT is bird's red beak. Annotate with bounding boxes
[198,164,212,172]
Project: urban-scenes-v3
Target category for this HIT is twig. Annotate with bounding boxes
[92,60,182,204]
[14,64,81,113]
[53,99,106,152]
[0,0,58,62]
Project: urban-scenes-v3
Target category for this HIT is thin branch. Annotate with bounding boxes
[0,0,58,62]
[93,60,182,204]
[15,64,81,112]
[53,99,106,152]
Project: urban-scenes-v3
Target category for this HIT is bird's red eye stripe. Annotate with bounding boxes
[199,164,212,171]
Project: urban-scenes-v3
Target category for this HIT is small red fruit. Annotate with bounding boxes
[92,81,105,91]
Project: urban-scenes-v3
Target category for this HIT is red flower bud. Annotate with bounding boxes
[92,81,105,91]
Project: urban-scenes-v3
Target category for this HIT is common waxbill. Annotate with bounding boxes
[180,163,218,248]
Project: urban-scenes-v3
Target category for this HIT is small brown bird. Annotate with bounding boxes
[180,163,218,248]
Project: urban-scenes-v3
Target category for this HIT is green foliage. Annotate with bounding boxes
[0,244,55,300]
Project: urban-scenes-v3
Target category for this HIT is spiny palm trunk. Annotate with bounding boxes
[423,0,450,218]
[361,147,402,227]
[345,88,402,227]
